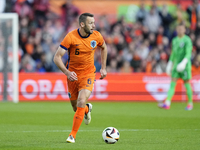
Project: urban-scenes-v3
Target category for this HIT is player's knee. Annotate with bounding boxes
[77,99,86,107]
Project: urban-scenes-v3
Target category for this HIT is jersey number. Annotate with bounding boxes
[75,49,79,55]
[87,78,92,84]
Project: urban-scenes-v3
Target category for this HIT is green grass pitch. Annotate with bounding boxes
[0,101,200,150]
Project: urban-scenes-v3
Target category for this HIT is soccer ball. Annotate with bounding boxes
[102,127,120,144]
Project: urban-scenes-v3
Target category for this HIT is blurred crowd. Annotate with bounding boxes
[1,0,200,74]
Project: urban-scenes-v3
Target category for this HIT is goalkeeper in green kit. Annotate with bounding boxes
[159,23,193,110]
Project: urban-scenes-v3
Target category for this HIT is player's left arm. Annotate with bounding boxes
[99,42,107,79]
[184,38,192,61]
[176,38,192,72]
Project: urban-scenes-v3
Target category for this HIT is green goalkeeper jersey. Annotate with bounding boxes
[170,35,192,71]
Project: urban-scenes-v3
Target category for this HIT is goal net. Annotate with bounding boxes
[0,13,19,103]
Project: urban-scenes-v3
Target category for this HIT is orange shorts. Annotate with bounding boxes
[67,74,96,100]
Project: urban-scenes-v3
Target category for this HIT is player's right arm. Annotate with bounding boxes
[169,39,175,62]
[166,39,175,75]
[53,46,77,81]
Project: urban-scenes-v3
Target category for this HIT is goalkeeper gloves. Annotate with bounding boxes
[176,58,188,72]
[166,61,173,75]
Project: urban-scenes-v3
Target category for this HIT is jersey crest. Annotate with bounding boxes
[90,40,97,48]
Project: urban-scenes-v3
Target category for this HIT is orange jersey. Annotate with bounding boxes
[60,29,104,76]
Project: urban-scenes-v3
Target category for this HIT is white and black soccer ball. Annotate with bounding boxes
[102,127,120,144]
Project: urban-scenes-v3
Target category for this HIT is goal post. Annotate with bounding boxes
[0,13,19,103]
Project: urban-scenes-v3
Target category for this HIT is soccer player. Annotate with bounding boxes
[53,13,107,143]
[159,23,193,110]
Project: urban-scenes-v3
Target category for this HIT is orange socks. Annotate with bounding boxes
[85,105,89,114]
[70,107,85,139]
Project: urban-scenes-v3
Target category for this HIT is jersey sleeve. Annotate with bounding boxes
[184,37,192,61]
[169,39,175,62]
[97,32,104,47]
[60,33,72,50]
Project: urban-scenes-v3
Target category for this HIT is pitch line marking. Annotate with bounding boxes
[1,129,200,133]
